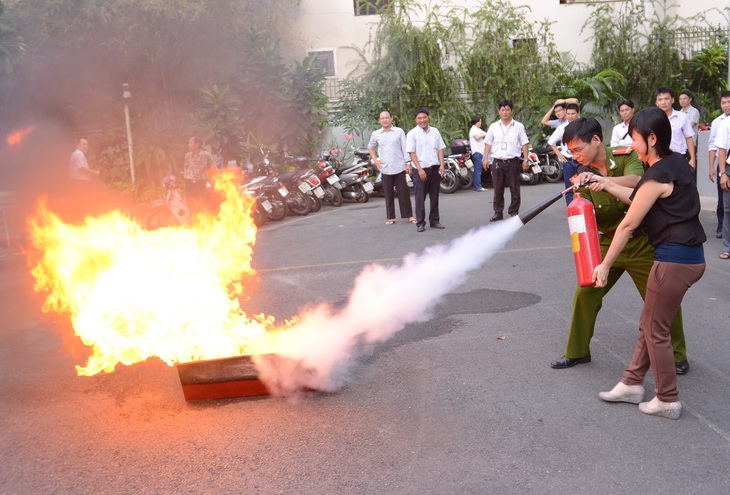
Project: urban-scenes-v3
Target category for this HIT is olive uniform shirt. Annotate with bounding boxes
[576,146,644,238]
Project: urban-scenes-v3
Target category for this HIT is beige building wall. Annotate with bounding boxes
[291,0,728,95]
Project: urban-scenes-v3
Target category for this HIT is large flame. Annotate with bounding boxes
[27,172,287,376]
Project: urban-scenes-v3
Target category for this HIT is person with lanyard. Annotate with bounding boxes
[585,107,706,420]
[654,87,695,170]
[548,102,580,204]
[368,109,416,225]
[610,99,636,147]
[406,107,446,233]
[483,99,530,222]
[550,117,689,376]
[468,115,488,192]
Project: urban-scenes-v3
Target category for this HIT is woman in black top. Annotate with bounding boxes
[575,106,706,420]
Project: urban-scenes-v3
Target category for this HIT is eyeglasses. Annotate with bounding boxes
[568,143,589,155]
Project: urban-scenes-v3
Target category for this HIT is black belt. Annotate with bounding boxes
[493,157,519,163]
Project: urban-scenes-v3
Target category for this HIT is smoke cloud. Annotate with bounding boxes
[252,217,524,396]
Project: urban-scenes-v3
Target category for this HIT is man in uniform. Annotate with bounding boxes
[550,117,689,375]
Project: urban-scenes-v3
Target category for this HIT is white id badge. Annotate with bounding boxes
[501,141,507,150]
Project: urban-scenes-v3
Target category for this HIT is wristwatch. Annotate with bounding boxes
[720,171,727,177]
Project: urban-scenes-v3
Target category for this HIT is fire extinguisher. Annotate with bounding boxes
[567,192,602,287]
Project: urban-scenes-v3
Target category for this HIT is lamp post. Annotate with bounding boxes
[122,83,136,190]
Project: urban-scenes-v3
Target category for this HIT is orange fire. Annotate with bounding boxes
[6,126,35,148]
[27,171,288,376]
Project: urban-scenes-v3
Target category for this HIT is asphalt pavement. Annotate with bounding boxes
[1,182,729,494]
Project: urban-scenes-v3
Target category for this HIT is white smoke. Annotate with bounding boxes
[251,216,524,396]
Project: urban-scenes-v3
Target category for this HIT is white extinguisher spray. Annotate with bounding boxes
[567,192,602,287]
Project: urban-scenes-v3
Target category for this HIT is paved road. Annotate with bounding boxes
[2,183,729,494]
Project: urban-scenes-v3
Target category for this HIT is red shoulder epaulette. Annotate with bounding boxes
[612,146,633,156]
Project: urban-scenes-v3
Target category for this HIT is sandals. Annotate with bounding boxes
[408,217,417,224]
[386,219,396,225]
[720,252,730,260]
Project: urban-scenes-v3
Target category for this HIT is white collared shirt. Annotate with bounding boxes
[469,125,485,155]
[610,122,633,147]
[406,125,446,167]
[548,121,571,158]
[485,119,529,160]
[368,126,408,175]
[713,116,730,165]
[667,109,695,154]
[708,113,729,154]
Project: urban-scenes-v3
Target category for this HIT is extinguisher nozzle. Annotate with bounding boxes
[518,191,565,225]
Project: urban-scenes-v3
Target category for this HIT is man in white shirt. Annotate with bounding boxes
[69,138,99,181]
[679,89,700,145]
[707,91,730,238]
[548,103,580,204]
[406,107,446,233]
[483,99,530,222]
[468,115,488,191]
[610,99,635,147]
[713,98,730,258]
[655,87,696,169]
[369,109,415,225]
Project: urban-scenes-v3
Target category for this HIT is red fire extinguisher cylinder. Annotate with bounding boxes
[567,192,602,287]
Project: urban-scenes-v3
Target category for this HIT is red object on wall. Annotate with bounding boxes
[567,192,602,287]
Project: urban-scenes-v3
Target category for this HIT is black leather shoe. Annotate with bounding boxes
[675,360,689,375]
[489,214,503,222]
[430,222,445,229]
[417,225,425,233]
[550,355,591,369]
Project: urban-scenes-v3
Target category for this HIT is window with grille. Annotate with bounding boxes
[309,50,336,78]
[354,0,390,16]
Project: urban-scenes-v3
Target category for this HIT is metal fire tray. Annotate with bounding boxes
[176,354,269,401]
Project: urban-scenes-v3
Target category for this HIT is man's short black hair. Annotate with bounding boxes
[617,99,635,111]
[413,106,429,118]
[498,99,513,110]
[679,89,693,99]
[378,109,392,118]
[554,102,566,110]
[654,86,675,100]
[563,117,603,145]
[565,103,580,113]
[721,91,730,99]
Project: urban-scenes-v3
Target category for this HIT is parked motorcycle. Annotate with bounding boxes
[531,144,563,183]
[334,160,372,202]
[140,173,190,229]
[441,139,474,193]
[240,173,288,223]
[520,151,544,185]
[281,154,326,214]
[316,152,344,207]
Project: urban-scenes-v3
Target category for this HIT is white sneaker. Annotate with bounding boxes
[598,382,645,404]
[639,397,682,420]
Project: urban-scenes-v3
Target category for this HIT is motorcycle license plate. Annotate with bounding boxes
[261,199,272,213]
[465,159,474,169]
[531,164,542,174]
[327,175,339,185]
[314,186,325,198]
[298,182,312,193]
[363,181,374,193]
[278,185,289,197]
